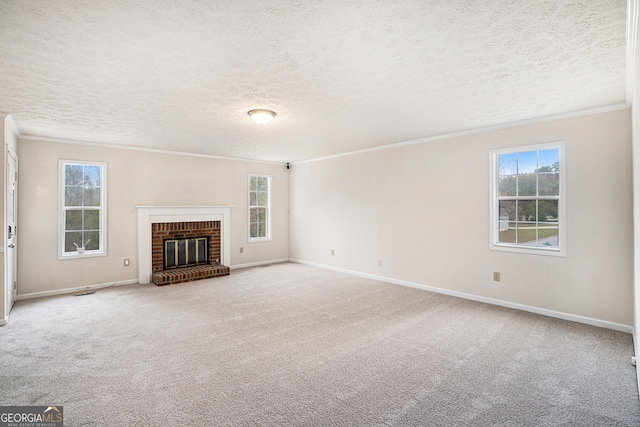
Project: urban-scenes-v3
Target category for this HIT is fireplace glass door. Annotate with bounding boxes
[164,237,208,269]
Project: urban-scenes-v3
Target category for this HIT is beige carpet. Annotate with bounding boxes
[1,262,638,426]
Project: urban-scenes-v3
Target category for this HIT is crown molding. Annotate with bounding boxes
[19,134,284,165]
[294,103,629,165]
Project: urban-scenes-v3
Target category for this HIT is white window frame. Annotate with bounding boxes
[248,174,272,242]
[58,160,107,259]
[489,141,566,257]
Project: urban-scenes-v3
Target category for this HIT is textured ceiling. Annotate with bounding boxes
[0,0,629,163]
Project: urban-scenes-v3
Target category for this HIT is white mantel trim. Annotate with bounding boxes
[137,206,232,284]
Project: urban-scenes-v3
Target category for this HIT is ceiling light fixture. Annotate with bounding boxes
[248,109,276,125]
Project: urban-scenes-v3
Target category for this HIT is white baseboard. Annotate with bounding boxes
[290,259,633,334]
[16,279,139,301]
[230,258,289,270]
[0,316,6,326]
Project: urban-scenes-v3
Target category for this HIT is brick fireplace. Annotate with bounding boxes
[137,206,232,285]
[150,221,229,285]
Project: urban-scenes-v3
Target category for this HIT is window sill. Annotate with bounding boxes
[249,238,272,243]
[58,251,106,260]
[490,243,565,257]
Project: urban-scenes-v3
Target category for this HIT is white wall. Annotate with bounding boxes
[17,139,289,295]
[291,109,633,326]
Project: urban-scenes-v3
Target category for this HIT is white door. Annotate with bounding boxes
[6,151,17,316]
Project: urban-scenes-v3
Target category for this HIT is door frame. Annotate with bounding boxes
[4,149,17,322]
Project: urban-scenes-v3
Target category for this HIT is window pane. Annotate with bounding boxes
[538,149,559,172]
[84,210,100,230]
[518,151,537,174]
[498,175,516,197]
[258,191,267,206]
[498,200,516,223]
[517,173,536,196]
[257,177,267,191]
[84,231,100,250]
[257,222,265,238]
[517,200,536,222]
[538,200,559,222]
[65,231,83,252]
[84,165,101,187]
[538,223,559,248]
[65,186,83,206]
[65,165,83,185]
[539,173,559,196]
[65,210,83,231]
[249,192,257,206]
[498,153,517,176]
[516,222,537,246]
[84,187,101,206]
[257,208,266,223]
[250,176,257,191]
[250,223,258,238]
[499,221,517,243]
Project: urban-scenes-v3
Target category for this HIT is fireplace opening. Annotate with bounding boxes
[164,237,209,269]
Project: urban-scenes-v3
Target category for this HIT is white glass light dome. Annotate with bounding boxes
[248,109,276,125]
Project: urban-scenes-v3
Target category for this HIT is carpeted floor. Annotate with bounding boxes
[1,262,638,426]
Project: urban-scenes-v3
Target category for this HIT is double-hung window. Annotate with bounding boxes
[248,174,271,241]
[59,160,107,259]
[489,142,565,256]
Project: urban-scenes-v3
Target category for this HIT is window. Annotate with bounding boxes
[489,142,565,256]
[59,160,107,259]
[248,174,271,241]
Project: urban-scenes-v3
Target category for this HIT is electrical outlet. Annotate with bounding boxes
[331,249,335,256]
[493,271,501,282]
[377,259,382,266]
[124,259,130,267]
[239,247,244,254]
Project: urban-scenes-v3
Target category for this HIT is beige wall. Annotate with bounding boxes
[291,109,633,325]
[17,139,289,295]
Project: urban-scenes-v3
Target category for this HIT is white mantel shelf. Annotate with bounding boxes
[136,206,232,284]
